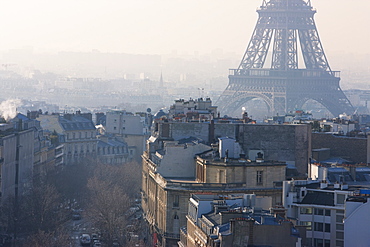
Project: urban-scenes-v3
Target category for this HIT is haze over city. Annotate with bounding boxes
[0,0,369,55]
[2,1,370,246]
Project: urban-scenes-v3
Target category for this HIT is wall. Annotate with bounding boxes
[1,134,17,198]
[124,134,147,163]
[239,124,311,175]
[158,122,311,175]
[1,129,34,199]
[169,122,210,141]
[312,133,367,163]
[18,129,35,195]
[157,142,210,178]
[344,199,370,247]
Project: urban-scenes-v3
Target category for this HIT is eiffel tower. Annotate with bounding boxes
[217,0,354,117]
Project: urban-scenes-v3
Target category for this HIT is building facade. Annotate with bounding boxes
[142,136,287,247]
[181,194,303,247]
[96,136,131,165]
[37,112,97,165]
[105,110,151,163]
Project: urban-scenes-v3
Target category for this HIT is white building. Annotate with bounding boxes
[283,178,370,247]
[105,110,151,163]
[344,191,370,247]
[0,123,34,199]
[168,98,217,120]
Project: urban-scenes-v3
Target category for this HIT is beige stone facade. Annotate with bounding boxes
[196,156,286,189]
[37,113,97,165]
[141,149,286,247]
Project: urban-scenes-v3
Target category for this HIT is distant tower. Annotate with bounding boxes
[217,0,354,117]
[159,72,164,88]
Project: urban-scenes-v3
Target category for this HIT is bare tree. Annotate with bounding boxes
[20,183,68,234]
[51,160,95,206]
[24,229,71,247]
[0,196,16,239]
[92,161,142,198]
[85,176,131,246]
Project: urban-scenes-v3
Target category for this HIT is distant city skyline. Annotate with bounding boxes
[0,0,369,56]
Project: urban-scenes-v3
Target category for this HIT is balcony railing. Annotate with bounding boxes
[164,232,180,239]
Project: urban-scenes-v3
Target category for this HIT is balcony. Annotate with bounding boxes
[179,227,187,247]
[164,232,180,240]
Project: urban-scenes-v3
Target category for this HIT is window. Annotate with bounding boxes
[301,221,312,230]
[336,231,344,240]
[313,239,330,247]
[173,195,179,208]
[314,222,323,231]
[314,208,324,215]
[300,207,312,215]
[336,215,344,223]
[114,127,116,130]
[324,240,330,247]
[325,209,331,216]
[336,224,344,231]
[314,238,323,247]
[337,194,345,204]
[336,240,344,247]
[219,170,225,183]
[325,223,330,232]
[173,213,180,233]
[257,171,263,185]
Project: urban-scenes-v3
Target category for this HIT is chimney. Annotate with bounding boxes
[349,166,356,181]
[320,180,328,189]
[18,118,23,131]
[256,152,264,163]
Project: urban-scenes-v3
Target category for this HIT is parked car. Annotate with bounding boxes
[79,233,91,246]
[91,233,99,241]
[72,213,81,220]
[93,240,102,247]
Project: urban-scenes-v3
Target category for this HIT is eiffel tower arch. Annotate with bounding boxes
[217,0,354,117]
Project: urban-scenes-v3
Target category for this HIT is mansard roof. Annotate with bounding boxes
[60,116,95,131]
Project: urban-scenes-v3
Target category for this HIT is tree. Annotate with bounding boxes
[20,183,68,234]
[85,176,131,246]
[25,229,71,247]
[92,161,142,198]
[0,196,16,237]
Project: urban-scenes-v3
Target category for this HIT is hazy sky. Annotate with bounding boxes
[1,0,369,55]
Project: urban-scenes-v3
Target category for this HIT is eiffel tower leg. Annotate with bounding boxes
[218,0,354,117]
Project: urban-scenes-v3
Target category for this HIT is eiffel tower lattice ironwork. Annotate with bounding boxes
[217,0,354,117]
